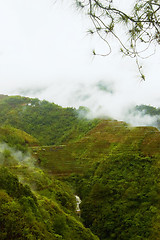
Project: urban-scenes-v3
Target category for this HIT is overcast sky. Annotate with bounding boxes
[0,0,160,125]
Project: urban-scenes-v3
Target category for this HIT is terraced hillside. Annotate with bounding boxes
[30,119,160,240]
[31,120,160,176]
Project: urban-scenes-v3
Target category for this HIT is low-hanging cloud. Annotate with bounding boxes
[11,76,160,129]
[124,108,160,129]
[0,143,35,167]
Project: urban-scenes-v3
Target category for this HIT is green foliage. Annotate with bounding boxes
[0,95,99,145]
[0,167,37,202]
[0,166,99,240]
[75,147,160,240]
[0,125,38,152]
[1,95,160,239]
[32,120,160,176]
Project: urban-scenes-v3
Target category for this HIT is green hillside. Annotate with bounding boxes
[63,121,160,240]
[32,120,160,175]
[0,125,38,152]
[0,95,100,240]
[31,119,160,239]
[1,95,160,239]
[0,166,99,240]
[0,140,98,240]
[0,95,99,145]
[78,148,160,240]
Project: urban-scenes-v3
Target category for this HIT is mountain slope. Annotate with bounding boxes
[1,95,160,239]
[31,119,160,240]
[0,166,99,240]
[0,95,99,145]
[0,125,38,152]
[32,120,160,175]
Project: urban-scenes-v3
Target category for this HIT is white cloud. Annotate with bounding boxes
[0,0,160,127]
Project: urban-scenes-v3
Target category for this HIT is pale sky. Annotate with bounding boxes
[0,0,160,126]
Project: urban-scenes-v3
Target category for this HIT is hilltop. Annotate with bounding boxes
[0,95,99,145]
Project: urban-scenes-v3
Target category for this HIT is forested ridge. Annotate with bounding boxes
[1,95,160,239]
[0,95,99,145]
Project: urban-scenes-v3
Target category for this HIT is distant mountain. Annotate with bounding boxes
[129,104,160,129]
[135,105,160,116]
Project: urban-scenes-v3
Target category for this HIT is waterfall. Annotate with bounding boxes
[75,195,81,215]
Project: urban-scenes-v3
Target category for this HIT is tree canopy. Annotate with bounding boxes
[76,0,160,80]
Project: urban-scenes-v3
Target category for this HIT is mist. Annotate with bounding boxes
[0,143,35,167]
[0,0,160,128]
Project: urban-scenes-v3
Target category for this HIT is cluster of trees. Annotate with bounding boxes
[135,105,160,116]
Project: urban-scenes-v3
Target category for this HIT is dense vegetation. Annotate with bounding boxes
[0,149,98,240]
[73,148,160,240]
[32,118,160,239]
[60,122,160,239]
[1,95,160,239]
[0,95,99,145]
[0,125,38,152]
